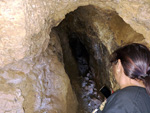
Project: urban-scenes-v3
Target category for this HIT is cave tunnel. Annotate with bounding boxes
[50,5,145,113]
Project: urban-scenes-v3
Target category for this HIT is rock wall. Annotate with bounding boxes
[1,0,150,67]
[0,30,77,113]
[0,0,150,112]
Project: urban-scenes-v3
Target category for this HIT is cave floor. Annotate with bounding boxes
[71,70,102,113]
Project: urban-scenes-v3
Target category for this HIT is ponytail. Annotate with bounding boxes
[142,68,150,95]
[137,73,150,95]
[143,76,150,95]
[143,67,150,95]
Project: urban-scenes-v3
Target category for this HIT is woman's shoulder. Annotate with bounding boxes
[107,86,146,104]
[101,86,150,113]
[93,86,149,113]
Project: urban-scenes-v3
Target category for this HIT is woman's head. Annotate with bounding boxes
[111,43,150,95]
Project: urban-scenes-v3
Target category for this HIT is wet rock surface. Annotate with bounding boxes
[79,71,102,113]
[68,33,102,112]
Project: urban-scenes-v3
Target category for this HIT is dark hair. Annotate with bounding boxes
[110,43,150,95]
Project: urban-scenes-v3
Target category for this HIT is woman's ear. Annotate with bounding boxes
[118,59,122,67]
[116,59,123,73]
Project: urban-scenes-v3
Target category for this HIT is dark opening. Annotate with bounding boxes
[69,33,89,77]
[67,32,103,112]
[52,5,112,113]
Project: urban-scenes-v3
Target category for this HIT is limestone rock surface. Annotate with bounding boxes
[1,0,150,67]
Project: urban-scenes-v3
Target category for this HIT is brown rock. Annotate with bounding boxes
[0,0,150,112]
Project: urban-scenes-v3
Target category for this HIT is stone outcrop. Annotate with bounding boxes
[0,0,150,112]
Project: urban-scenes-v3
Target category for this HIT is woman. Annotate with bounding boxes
[96,43,150,113]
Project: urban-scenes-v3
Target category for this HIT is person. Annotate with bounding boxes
[96,43,150,113]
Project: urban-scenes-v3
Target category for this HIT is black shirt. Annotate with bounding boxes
[97,86,150,113]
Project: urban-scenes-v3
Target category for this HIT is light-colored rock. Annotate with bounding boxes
[0,0,26,67]
[0,89,24,113]
[0,48,77,113]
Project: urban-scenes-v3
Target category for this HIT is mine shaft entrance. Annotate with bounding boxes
[52,5,112,113]
[56,31,106,113]
[50,3,146,113]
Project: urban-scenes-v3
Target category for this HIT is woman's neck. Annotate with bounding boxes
[120,78,145,89]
